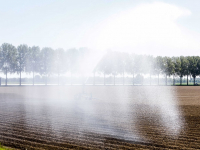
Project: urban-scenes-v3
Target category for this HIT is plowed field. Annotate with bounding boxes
[0,86,199,149]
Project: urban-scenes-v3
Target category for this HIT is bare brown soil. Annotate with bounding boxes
[0,86,199,149]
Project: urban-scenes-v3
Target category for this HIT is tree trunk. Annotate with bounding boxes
[142,74,144,85]
[133,73,134,85]
[6,68,7,86]
[20,70,21,86]
[58,73,59,85]
[114,74,115,85]
[123,71,124,85]
[93,72,95,85]
[82,75,84,85]
[181,77,183,85]
[187,74,188,85]
[165,74,167,86]
[20,59,21,86]
[71,73,72,85]
[45,75,47,85]
[33,71,34,85]
[180,76,181,85]
[104,73,105,85]
[150,73,151,85]
[158,74,159,85]
[194,77,195,85]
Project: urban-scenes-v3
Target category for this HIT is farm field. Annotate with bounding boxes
[0,86,199,149]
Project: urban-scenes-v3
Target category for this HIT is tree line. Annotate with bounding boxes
[0,43,199,85]
[0,43,87,85]
[97,51,199,85]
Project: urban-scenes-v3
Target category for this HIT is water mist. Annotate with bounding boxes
[21,51,184,144]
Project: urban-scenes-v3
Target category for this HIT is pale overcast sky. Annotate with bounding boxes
[0,0,200,56]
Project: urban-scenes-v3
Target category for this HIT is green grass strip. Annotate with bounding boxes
[0,144,12,150]
[0,147,12,150]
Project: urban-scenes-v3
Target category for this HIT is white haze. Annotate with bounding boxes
[22,85,184,143]
[0,1,187,145]
[82,2,200,56]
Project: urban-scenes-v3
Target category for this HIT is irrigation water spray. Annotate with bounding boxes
[21,52,184,144]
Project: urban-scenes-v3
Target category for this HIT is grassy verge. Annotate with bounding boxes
[174,83,198,86]
[0,144,12,150]
[0,147,12,150]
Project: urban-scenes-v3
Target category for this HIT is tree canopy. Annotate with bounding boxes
[0,43,200,85]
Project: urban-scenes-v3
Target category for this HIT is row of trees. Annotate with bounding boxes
[97,51,199,85]
[0,43,199,85]
[0,43,90,85]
